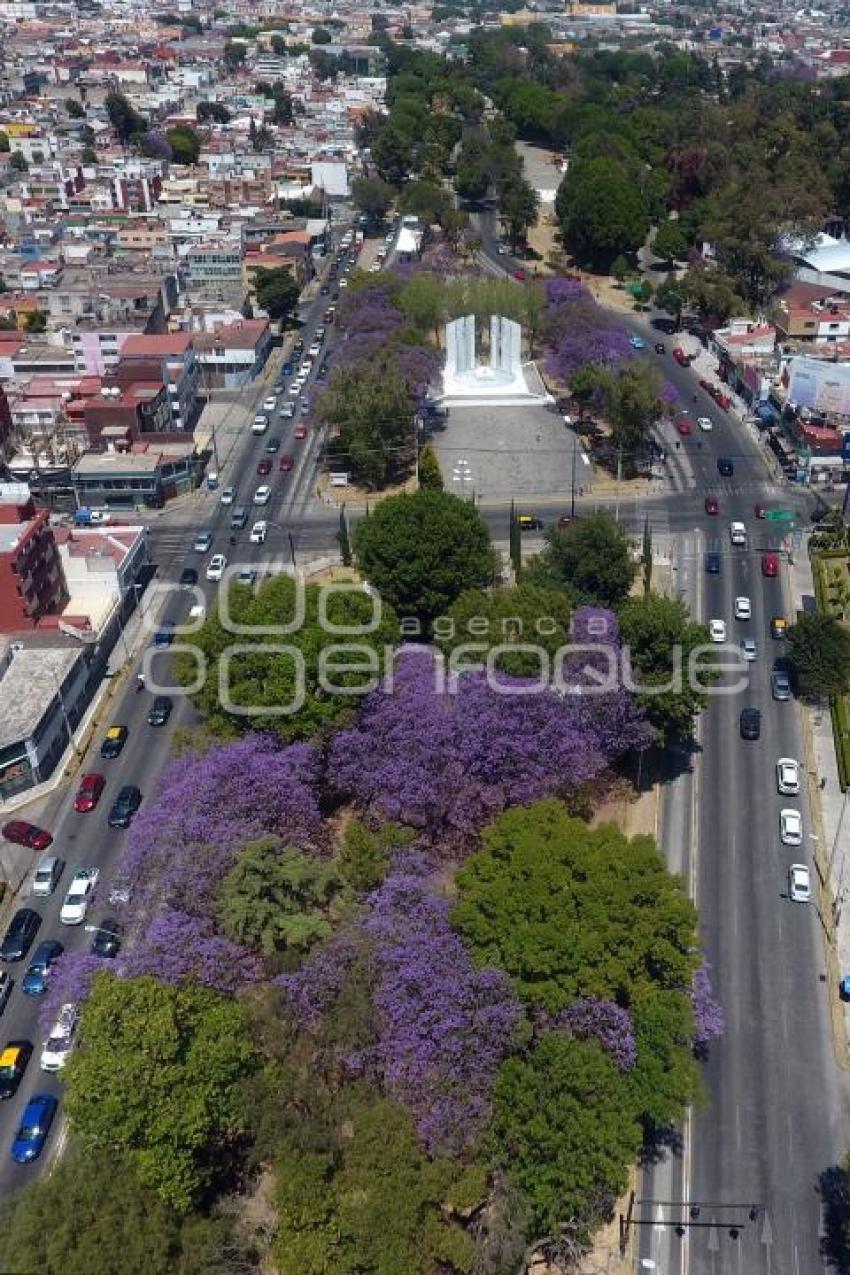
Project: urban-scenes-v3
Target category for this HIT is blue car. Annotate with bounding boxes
[629,335,646,350]
[11,1092,57,1163]
[22,939,63,996]
[153,621,176,648]
[282,362,294,376]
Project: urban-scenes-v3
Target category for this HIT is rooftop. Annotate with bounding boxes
[0,644,82,752]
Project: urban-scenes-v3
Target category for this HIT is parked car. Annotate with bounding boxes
[788,864,811,903]
[22,940,63,995]
[89,917,123,958]
[0,1041,32,1100]
[0,909,40,961]
[59,869,99,925]
[11,1092,58,1163]
[39,1004,78,1071]
[776,758,801,795]
[148,696,172,727]
[107,786,142,829]
[2,821,52,851]
[32,854,64,898]
[780,808,803,847]
[73,772,105,813]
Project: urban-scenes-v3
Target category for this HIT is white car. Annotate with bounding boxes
[279,403,295,419]
[219,486,235,505]
[263,396,277,412]
[309,342,321,357]
[206,553,227,581]
[250,520,267,544]
[697,416,713,432]
[40,1003,79,1071]
[253,485,271,505]
[788,863,811,903]
[709,619,727,643]
[734,596,751,620]
[741,637,757,661]
[776,758,801,796]
[780,808,803,847]
[59,867,99,925]
[288,383,301,398]
[730,521,747,546]
[32,854,64,898]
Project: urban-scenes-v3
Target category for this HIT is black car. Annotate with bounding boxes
[148,695,172,727]
[179,567,198,587]
[654,342,666,354]
[0,909,40,962]
[705,552,721,574]
[89,917,123,958]
[740,708,761,740]
[265,436,281,454]
[0,1040,33,1100]
[108,785,142,829]
[717,457,734,477]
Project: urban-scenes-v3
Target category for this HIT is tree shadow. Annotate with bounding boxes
[639,1120,684,1167]
[818,1164,850,1272]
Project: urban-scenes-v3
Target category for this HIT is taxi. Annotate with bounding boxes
[100,725,128,760]
[0,1042,32,1100]
[770,616,788,640]
[516,514,544,531]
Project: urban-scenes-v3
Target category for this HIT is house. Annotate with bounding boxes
[116,333,200,432]
[194,318,273,388]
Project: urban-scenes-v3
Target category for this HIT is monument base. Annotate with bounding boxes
[439,360,553,408]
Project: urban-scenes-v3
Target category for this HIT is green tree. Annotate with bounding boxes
[436,583,572,677]
[538,511,635,607]
[223,40,247,68]
[272,85,294,125]
[598,360,663,465]
[9,151,28,172]
[556,156,650,268]
[81,146,97,164]
[491,1034,641,1240]
[65,974,256,1212]
[788,611,850,700]
[619,593,712,743]
[165,126,201,166]
[372,126,415,185]
[454,158,490,204]
[399,179,452,226]
[397,272,446,340]
[23,310,46,332]
[105,91,145,144]
[271,33,287,55]
[351,174,395,223]
[217,837,345,961]
[339,818,413,891]
[654,272,684,326]
[652,220,688,262]
[567,365,602,420]
[677,264,744,323]
[254,266,300,324]
[498,174,540,250]
[65,98,86,118]
[0,1145,229,1275]
[354,489,497,628]
[0,131,9,152]
[178,574,398,742]
[320,361,415,489]
[418,442,443,491]
[196,100,231,124]
[610,254,631,283]
[312,25,332,43]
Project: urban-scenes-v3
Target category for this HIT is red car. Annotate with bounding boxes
[754,503,766,519]
[73,772,105,814]
[512,268,527,281]
[705,496,719,515]
[293,424,307,440]
[257,458,272,476]
[762,552,779,578]
[280,454,294,473]
[699,377,713,393]
[673,347,690,367]
[676,417,692,436]
[2,820,52,851]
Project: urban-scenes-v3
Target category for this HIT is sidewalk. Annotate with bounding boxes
[790,545,850,1068]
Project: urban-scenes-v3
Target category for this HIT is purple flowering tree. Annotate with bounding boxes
[120,735,322,914]
[328,647,648,843]
[121,909,263,994]
[553,997,637,1072]
[278,928,367,1032]
[691,960,725,1052]
[38,951,111,1031]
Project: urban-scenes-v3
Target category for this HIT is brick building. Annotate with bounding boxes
[0,487,69,632]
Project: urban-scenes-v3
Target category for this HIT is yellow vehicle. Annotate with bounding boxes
[770,616,788,640]
[100,724,128,759]
[516,514,544,531]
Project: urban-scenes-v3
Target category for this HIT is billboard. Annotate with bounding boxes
[787,356,850,418]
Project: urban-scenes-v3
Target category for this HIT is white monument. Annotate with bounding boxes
[440,314,549,407]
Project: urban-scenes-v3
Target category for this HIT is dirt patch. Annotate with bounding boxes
[592,775,658,841]
[316,470,418,508]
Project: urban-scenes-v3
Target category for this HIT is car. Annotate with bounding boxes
[788,863,812,903]
[249,520,267,545]
[89,917,123,958]
[699,378,713,392]
[771,616,788,639]
[265,436,281,454]
[288,383,300,398]
[280,402,295,419]
[762,552,779,577]
[754,503,766,519]
[107,786,142,829]
[219,486,236,505]
[309,341,322,357]
[60,869,99,925]
[193,531,213,554]
[315,326,326,341]
[517,514,544,531]
[705,551,722,574]
[777,758,801,795]
[324,307,335,323]
[153,620,176,648]
[300,399,311,416]
[206,554,227,581]
[148,696,172,727]
[253,485,271,505]
[0,972,11,1016]
[263,396,277,412]
[2,820,52,852]
[257,457,272,477]
[730,521,747,546]
[673,347,690,367]
[780,808,803,847]
[32,854,64,898]
[283,361,294,375]
[705,496,719,515]
[294,423,307,440]
[709,619,727,643]
[0,1042,32,1100]
[740,708,761,740]
[0,909,40,961]
[236,567,257,586]
[230,507,248,530]
[654,342,666,354]
[629,335,646,350]
[280,453,295,473]
[697,416,713,432]
[293,339,304,355]
[676,417,692,436]
[10,1092,57,1163]
[734,596,751,620]
[320,283,331,295]
[742,637,758,661]
[717,457,734,477]
[22,940,63,996]
[771,669,792,701]
[512,268,527,282]
[40,1003,78,1071]
[299,358,313,376]
[179,567,198,587]
[73,772,105,813]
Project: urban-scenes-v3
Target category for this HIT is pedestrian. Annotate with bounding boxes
[821,777,828,790]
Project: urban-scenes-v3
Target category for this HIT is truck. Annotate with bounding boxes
[73,507,111,526]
